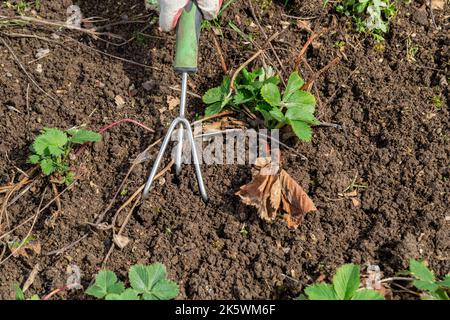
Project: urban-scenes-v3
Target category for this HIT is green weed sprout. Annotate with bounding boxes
[15,285,40,300]
[202,68,319,142]
[408,259,450,300]
[335,0,396,40]
[300,264,385,300]
[86,263,179,300]
[28,127,101,185]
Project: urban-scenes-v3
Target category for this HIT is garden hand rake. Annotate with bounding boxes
[143,1,208,202]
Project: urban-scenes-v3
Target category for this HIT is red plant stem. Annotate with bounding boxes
[42,286,68,300]
[98,118,155,134]
[75,118,155,156]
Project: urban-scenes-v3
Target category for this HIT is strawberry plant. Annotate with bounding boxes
[407,259,450,300]
[299,264,385,300]
[334,0,396,40]
[28,127,101,185]
[86,263,179,300]
[202,67,319,142]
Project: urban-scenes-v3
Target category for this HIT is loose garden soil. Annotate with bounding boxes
[0,0,448,299]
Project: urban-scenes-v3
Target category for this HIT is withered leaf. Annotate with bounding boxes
[113,234,130,249]
[167,96,180,111]
[236,158,316,229]
[236,174,272,220]
[280,170,316,229]
[9,238,41,258]
[431,0,445,10]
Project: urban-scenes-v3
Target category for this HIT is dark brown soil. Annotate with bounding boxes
[0,0,448,300]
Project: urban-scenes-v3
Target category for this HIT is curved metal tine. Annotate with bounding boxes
[175,72,188,175]
[142,118,182,199]
[183,119,208,202]
[175,124,184,175]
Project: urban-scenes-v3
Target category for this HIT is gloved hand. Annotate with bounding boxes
[158,0,222,32]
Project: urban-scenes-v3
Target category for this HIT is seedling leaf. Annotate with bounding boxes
[439,275,450,288]
[283,71,304,101]
[146,279,179,300]
[129,263,179,300]
[105,288,140,300]
[28,155,40,164]
[332,263,360,300]
[305,283,337,300]
[289,120,312,142]
[261,83,281,107]
[284,91,316,112]
[129,263,165,293]
[205,102,222,117]
[352,289,385,300]
[409,259,435,283]
[68,129,102,144]
[40,158,55,175]
[269,108,286,123]
[32,128,68,156]
[203,87,223,104]
[285,107,320,125]
[85,270,125,299]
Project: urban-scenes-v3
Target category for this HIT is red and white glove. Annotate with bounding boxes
[158,0,222,32]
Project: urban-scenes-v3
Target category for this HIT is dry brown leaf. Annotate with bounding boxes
[280,170,316,229]
[431,0,445,10]
[297,20,312,32]
[166,96,180,111]
[236,158,316,229]
[113,234,130,249]
[10,240,41,258]
[351,197,361,207]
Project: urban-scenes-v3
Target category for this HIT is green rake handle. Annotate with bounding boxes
[174,1,202,73]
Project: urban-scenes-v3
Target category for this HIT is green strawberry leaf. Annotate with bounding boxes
[128,263,179,300]
[283,91,316,112]
[32,128,68,156]
[220,76,231,93]
[413,280,439,292]
[40,158,55,175]
[148,279,179,300]
[351,289,385,300]
[409,259,435,282]
[233,89,254,105]
[47,145,64,157]
[305,283,337,300]
[205,102,222,117]
[202,87,223,104]
[283,71,304,101]
[269,108,286,123]
[332,264,360,300]
[28,154,40,164]
[264,76,280,85]
[439,275,450,288]
[289,120,313,142]
[429,288,449,300]
[129,263,166,294]
[285,107,320,125]
[85,270,125,299]
[68,129,102,144]
[105,288,140,300]
[261,83,281,107]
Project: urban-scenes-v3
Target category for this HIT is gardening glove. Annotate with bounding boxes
[158,0,222,32]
